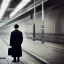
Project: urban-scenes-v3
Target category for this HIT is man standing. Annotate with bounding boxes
[10,24,23,62]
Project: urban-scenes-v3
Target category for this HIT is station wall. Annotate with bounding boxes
[44,6,64,44]
[0,6,64,44]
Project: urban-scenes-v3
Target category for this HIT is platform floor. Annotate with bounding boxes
[0,36,64,64]
[22,39,64,64]
[0,38,45,64]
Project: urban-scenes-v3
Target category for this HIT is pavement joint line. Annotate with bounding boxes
[0,47,11,64]
[1,36,50,64]
[0,37,27,64]
[23,48,50,64]
[0,57,6,59]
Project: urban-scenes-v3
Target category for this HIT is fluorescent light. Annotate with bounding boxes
[10,0,31,18]
[0,0,10,20]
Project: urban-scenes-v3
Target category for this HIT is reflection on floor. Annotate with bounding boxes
[0,36,64,64]
[0,38,45,64]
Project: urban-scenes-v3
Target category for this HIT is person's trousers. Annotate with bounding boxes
[13,57,19,61]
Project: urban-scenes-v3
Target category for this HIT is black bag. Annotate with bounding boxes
[8,48,12,55]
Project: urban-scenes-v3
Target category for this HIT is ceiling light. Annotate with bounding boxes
[0,0,11,20]
[10,0,31,18]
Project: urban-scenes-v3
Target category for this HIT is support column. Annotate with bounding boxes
[33,0,36,41]
[41,0,44,43]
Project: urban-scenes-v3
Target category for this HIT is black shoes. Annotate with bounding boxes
[12,60,19,62]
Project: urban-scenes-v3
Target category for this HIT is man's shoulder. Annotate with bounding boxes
[11,30,15,33]
[18,30,22,33]
[12,30,22,33]
[11,30,22,33]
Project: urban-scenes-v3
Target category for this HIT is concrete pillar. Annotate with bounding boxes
[33,0,36,41]
[41,0,44,43]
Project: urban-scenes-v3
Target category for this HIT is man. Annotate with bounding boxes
[10,24,23,62]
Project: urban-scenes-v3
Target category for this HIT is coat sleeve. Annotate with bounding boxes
[10,33,12,46]
[21,32,23,44]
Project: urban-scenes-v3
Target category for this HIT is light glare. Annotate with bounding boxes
[0,0,10,20]
[10,0,31,18]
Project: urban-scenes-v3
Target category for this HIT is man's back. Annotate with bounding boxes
[10,30,23,45]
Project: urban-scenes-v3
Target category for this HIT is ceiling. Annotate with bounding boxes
[1,0,22,20]
[1,0,34,21]
[1,0,64,21]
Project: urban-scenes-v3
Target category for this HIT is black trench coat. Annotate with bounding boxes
[10,30,23,57]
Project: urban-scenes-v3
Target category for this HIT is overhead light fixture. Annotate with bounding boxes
[10,0,31,18]
[0,0,11,20]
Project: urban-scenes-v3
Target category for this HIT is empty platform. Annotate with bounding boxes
[0,38,46,64]
[0,36,64,64]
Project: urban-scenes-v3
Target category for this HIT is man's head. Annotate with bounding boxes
[14,24,19,29]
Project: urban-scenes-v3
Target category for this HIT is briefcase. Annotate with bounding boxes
[8,48,12,55]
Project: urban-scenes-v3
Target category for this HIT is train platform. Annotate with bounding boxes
[0,36,64,64]
[23,38,64,64]
[0,38,46,64]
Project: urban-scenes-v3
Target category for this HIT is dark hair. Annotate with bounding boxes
[14,24,19,29]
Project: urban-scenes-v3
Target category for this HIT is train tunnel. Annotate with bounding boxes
[0,0,64,64]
